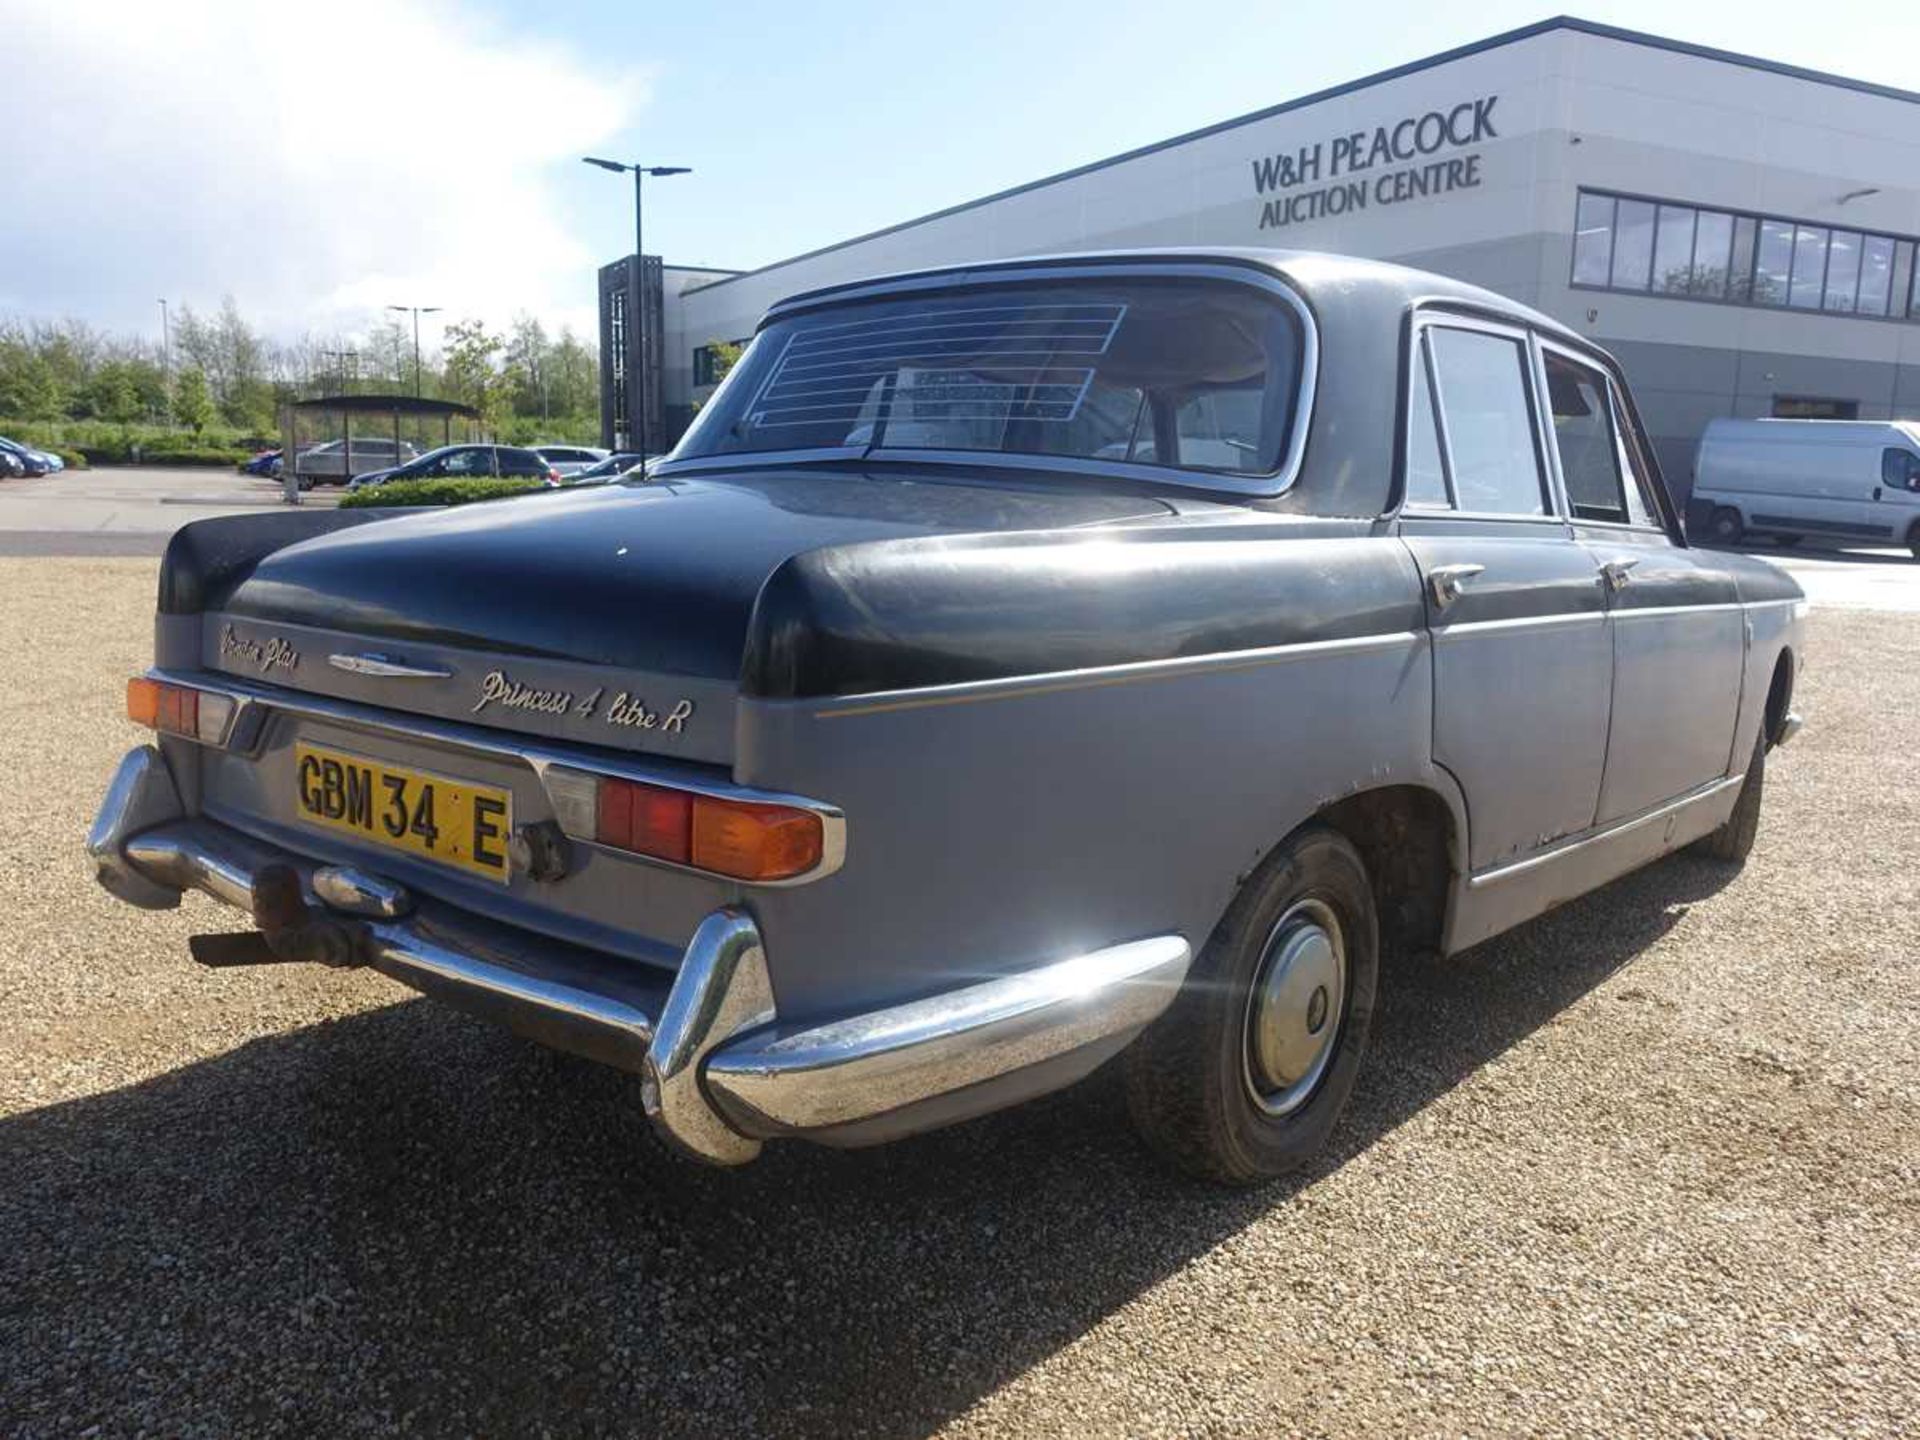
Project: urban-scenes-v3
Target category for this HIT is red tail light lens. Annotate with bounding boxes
[596,779,692,864]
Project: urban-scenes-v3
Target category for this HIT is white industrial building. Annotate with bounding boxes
[608,16,1920,500]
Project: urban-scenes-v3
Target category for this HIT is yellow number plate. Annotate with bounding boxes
[293,744,512,882]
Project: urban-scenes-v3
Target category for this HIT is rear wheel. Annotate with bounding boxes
[1696,731,1765,864]
[1707,506,1744,546]
[1126,825,1379,1185]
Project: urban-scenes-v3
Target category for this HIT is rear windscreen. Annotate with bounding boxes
[675,279,1304,480]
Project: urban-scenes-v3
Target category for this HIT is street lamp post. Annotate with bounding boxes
[583,157,691,461]
[157,299,172,426]
[386,304,442,397]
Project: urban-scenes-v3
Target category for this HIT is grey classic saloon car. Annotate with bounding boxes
[89,249,1805,1183]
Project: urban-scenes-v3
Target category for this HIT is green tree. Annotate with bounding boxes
[0,330,64,419]
[707,339,744,385]
[440,317,505,428]
[173,368,215,436]
[82,362,142,425]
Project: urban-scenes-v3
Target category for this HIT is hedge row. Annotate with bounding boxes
[338,478,546,509]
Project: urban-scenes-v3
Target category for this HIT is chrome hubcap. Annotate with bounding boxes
[1243,897,1346,1117]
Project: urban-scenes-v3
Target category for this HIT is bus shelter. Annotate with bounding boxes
[281,394,483,503]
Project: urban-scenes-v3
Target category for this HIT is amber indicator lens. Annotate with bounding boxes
[588,774,822,880]
[691,797,823,881]
[126,678,235,744]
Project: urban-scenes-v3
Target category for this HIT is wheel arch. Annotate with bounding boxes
[1306,781,1466,966]
[1764,645,1795,746]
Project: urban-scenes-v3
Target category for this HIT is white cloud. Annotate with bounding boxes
[0,0,644,342]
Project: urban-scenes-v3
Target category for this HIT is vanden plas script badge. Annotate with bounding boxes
[1251,95,1497,231]
[219,623,299,673]
[471,669,694,734]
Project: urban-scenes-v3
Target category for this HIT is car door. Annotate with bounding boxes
[1537,341,1745,821]
[1399,315,1614,873]
[1879,444,1920,546]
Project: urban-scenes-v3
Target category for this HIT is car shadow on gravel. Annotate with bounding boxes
[1,854,1734,1437]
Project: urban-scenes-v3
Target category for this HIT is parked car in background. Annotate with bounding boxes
[566,451,650,483]
[346,444,561,490]
[1690,417,1920,557]
[87,249,1805,1185]
[532,444,610,479]
[240,448,282,477]
[0,437,57,477]
[292,438,420,488]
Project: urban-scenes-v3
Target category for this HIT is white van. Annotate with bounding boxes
[1691,418,1920,557]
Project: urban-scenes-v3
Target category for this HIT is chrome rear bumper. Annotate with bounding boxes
[88,745,1190,1165]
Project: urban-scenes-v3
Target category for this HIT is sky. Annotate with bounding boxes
[2,0,1913,350]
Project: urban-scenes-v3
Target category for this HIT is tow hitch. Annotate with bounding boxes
[187,863,374,970]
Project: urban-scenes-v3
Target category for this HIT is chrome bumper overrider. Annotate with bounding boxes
[87,746,1191,1165]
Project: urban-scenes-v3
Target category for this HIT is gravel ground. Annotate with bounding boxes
[1,557,1915,1438]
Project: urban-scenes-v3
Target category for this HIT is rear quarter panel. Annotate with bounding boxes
[731,534,1445,1024]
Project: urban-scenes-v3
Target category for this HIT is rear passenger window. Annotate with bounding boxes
[1426,328,1547,515]
[1543,351,1629,522]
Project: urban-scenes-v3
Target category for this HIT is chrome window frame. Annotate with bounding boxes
[651,260,1320,500]
[1531,335,1671,540]
[1397,310,1568,525]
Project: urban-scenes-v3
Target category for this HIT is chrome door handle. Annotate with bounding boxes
[1426,563,1485,609]
[1600,558,1640,592]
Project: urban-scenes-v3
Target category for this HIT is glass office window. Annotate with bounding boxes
[1572,190,1920,326]
[1691,210,1734,298]
[1572,193,1616,286]
[1789,225,1829,309]
[1728,215,1758,303]
[1824,231,1862,313]
[1652,205,1696,293]
[1611,199,1656,290]
[1753,220,1795,305]
[1858,235,1895,316]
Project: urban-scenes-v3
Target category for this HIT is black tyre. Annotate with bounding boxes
[1707,506,1744,546]
[1696,730,1764,863]
[1126,825,1379,1185]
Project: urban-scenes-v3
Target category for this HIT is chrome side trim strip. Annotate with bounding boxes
[704,935,1192,1135]
[1432,610,1604,639]
[1607,601,1747,621]
[811,629,1424,720]
[1468,773,1746,890]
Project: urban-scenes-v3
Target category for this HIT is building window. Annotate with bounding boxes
[1773,396,1860,420]
[1572,188,1920,325]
